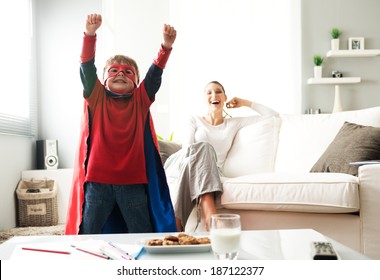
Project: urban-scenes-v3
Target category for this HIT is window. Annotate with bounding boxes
[0,0,36,136]
[166,0,301,139]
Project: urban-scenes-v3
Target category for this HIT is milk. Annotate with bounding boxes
[210,228,241,254]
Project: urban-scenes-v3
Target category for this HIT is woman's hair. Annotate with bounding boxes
[103,55,140,84]
[205,81,226,94]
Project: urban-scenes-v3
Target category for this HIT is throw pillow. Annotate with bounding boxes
[158,140,182,165]
[310,121,380,176]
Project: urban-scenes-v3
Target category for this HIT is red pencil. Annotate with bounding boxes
[22,247,71,255]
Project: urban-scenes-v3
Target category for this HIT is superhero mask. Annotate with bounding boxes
[104,64,138,88]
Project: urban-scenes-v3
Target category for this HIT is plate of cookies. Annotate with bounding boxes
[142,233,211,254]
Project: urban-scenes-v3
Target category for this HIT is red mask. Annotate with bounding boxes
[104,64,138,86]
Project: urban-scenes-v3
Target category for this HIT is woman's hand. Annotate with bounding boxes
[85,13,102,36]
[226,97,252,109]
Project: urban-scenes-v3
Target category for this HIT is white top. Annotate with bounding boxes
[183,103,279,169]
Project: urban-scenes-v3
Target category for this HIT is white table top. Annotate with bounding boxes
[0,228,369,260]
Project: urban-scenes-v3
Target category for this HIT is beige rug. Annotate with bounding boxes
[0,224,65,244]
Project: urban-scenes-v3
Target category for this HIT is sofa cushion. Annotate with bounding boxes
[222,116,281,177]
[310,122,380,176]
[275,106,380,173]
[221,172,360,213]
[158,140,182,165]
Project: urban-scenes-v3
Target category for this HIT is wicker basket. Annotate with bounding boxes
[16,179,58,227]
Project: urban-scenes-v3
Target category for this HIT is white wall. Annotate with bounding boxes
[164,0,301,140]
[0,135,34,230]
[36,0,103,170]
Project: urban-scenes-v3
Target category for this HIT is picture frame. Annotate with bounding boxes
[348,37,364,50]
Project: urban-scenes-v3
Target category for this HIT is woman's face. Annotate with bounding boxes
[204,83,227,112]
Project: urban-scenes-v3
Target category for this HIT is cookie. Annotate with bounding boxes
[145,234,210,246]
[163,240,180,246]
[179,235,199,245]
[164,235,179,242]
[146,239,163,246]
[196,237,211,244]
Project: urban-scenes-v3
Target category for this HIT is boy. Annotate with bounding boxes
[65,13,177,234]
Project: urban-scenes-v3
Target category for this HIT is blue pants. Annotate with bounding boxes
[79,182,153,234]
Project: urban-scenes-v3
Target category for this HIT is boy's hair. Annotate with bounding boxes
[103,55,140,84]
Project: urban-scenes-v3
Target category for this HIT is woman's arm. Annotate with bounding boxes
[227,97,279,117]
[251,102,279,117]
[182,116,197,147]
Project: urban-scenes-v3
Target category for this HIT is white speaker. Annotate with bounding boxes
[37,140,59,169]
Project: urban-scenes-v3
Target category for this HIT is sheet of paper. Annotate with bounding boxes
[10,239,142,260]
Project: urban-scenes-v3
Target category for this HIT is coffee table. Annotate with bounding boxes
[0,228,369,260]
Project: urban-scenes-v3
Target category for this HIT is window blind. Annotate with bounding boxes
[0,0,36,137]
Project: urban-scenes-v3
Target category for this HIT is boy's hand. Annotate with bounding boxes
[85,14,102,36]
[162,24,177,49]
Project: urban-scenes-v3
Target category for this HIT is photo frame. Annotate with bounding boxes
[348,37,364,50]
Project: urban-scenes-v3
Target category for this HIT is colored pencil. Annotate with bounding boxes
[22,247,71,255]
[101,242,133,260]
[71,245,110,260]
[134,247,145,260]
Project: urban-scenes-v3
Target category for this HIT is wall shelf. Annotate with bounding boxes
[327,49,380,58]
[307,77,361,85]
[307,77,361,113]
[309,37,379,113]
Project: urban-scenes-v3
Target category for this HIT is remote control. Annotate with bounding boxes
[311,241,338,260]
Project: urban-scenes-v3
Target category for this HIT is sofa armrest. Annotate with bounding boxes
[358,163,380,259]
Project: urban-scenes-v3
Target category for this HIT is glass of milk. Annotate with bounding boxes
[210,214,241,260]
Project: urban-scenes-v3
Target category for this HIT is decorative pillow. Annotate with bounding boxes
[158,140,182,165]
[223,117,280,177]
[310,122,380,176]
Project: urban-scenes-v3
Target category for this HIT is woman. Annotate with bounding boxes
[164,81,279,231]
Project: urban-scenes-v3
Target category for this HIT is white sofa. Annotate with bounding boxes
[160,106,380,259]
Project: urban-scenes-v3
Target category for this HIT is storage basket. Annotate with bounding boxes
[16,178,58,227]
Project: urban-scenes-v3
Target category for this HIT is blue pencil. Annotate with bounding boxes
[134,247,145,260]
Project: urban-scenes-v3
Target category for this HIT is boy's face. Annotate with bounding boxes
[104,64,137,94]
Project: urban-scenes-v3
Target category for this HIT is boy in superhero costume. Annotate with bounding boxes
[65,13,177,234]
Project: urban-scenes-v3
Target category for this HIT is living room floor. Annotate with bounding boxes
[0,224,65,244]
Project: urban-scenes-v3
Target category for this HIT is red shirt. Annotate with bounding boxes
[85,80,152,185]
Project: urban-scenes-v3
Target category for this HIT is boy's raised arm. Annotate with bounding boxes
[80,13,102,63]
[153,24,177,70]
[85,13,102,36]
[162,24,177,50]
